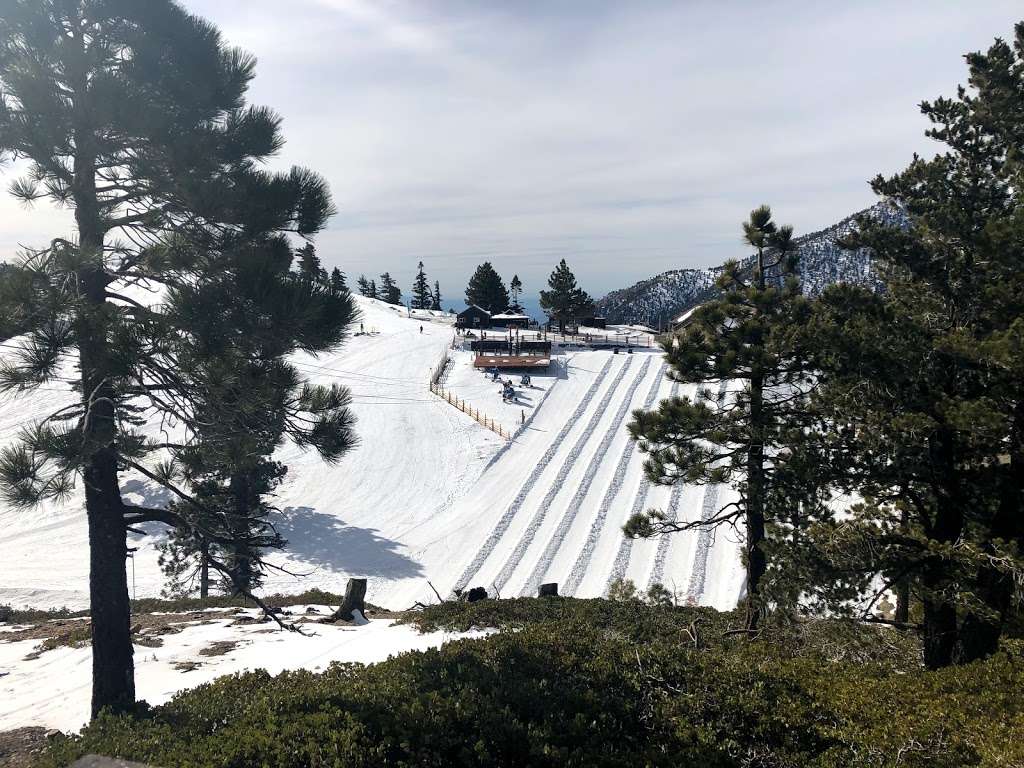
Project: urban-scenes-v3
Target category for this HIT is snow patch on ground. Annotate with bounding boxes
[0,607,489,733]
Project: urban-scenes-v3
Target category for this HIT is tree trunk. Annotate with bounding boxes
[85,463,135,718]
[228,472,255,593]
[77,247,134,717]
[894,507,910,625]
[743,243,767,632]
[79,256,134,718]
[921,593,959,670]
[199,541,210,599]
[334,578,367,620]
[894,579,910,625]
[745,370,767,632]
[920,430,965,669]
[70,31,135,717]
[957,405,1021,661]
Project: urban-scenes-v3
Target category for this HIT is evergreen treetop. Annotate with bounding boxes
[378,272,402,305]
[465,262,509,313]
[411,261,432,309]
[509,274,523,312]
[539,259,593,330]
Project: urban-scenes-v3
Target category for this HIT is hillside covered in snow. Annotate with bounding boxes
[0,296,743,617]
[595,202,907,328]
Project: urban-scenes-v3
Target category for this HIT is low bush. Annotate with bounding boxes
[37,599,1023,767]
[0,589,350,626]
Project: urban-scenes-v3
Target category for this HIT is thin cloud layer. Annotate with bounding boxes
[1,0,1019,300]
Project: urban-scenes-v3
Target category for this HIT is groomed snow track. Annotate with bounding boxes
[447,351,743,606]
[1,297,743,615]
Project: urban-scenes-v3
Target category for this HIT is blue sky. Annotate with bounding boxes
[1,1,1020,304]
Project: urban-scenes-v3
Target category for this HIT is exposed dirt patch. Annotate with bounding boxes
[4,610,228,660]
[198,640,242,657]
[0,726,54,767]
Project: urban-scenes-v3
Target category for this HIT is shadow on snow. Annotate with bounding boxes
[273,506,424,579]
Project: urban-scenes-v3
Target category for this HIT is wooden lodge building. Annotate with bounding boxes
[455,304,491,329]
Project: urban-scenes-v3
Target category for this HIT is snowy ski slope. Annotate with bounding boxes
[0,296,744,612]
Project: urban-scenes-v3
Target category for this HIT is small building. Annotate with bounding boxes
[456,305,491,330]
[579,316,607,329]
[490,311,531,329]
[670,305,701,331]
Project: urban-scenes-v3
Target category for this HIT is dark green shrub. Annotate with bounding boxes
[38,599,1024,767]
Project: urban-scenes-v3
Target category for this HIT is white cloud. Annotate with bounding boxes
[1,0,1020,299]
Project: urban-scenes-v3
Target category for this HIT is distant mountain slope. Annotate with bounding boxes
[595,202,906,328]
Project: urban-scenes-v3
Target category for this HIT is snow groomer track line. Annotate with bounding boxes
[605,379,681,592]
[519,355,655,596]
[489,356,636,594]
[451,355,617,594]
[563,361,667,596]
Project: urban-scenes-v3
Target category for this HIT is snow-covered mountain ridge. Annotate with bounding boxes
[595,202,907,328]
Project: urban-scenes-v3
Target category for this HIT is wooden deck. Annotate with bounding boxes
[474,354,551,369]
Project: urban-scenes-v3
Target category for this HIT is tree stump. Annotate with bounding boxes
[466,586,488,602]
[538,582,559,597]
[333,578,367,621]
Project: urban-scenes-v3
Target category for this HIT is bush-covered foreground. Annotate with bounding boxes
[38,599,1023,767]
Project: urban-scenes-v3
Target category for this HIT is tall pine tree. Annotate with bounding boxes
[411,261,431,309]
[378,272,401,305]
[0,1,340,716]
[158,237,357,597]
[296,242,326,284]
[509,274,523,312]
[330,267,347,295]
[800,24,1024,668]
[539,259,593,331]
[431,280,442,311]
[627,207,811,630]
[465,262,509,312]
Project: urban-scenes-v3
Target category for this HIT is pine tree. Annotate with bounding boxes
[539,259,594,331]
[411,261,432,309]
[330,267,347,295]
[357,275,371,297]
[431,280,442,311]
[465,262,509,313]
[159,243,357,597]
[509,274,523,312]
[800,24,1024,668]
[296,242,326,284]
[0,262,44,341]
[368,279,378,300]
[627,206,809,631]
[378,272,402,305]
[0,1,341,716]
